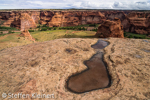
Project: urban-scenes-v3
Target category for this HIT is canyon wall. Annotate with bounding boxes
[0,10,150,35]
[95,18,124,38]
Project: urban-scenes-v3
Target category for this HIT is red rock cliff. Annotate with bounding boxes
[95,18,124,38]
[0,10,150,35]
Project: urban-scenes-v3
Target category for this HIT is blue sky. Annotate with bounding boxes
[0,0,150,9]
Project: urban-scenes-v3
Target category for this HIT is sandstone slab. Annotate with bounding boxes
[0,38,150,100]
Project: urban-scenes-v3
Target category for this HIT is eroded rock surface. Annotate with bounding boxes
[19,30,35,41]
[95,18,124,38]
[0,38,150,100]
[21,13,37,31]
[1,10,150,35]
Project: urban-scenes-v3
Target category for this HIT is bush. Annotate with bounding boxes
[128,35,133,38]
[48,27,52,30]
[0,26,17,30]
[37,25,40,28]
[89,24,97,27]
[53,27,57,30]
[82,27,86,30]
[78,27,82,30]
[42,24,47,27]
[40,27,47,31]
[91,28,98,32]
[8,31,15,34]
[28,30,34,32]
[35,38,38,41]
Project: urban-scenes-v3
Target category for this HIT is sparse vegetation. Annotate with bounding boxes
[0,22,149,51]
[28,30,35,32]
[91,28,98,32]
[34,24,100,32]
[40,27,47,31]
[30,30,96,42]
[0,26,18,31]
[124,32,150,39]
[8,31,15,34]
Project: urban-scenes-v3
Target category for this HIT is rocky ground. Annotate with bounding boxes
[0,38,150,100]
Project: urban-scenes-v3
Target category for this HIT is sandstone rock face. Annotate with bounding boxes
[126,12,150,34]
[95,18,124,38]
[0,10,150,35]
[0,11,21,28]
[21,13,37,31]
[47,11,106,27]
[0,38,150,100]
[20,30,35,41]
[0,11,40,29]
[40,11,54,25]
[48,12,63,27]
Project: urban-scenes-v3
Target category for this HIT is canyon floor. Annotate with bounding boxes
[0,30,96,50]
[0,38,150,100]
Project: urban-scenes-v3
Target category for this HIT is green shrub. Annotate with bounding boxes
[40,27,47,31]
[42,24,47,27]
[78,27,82,30]
[89,24,97,27]
[53,27,57,30]
[0,34,5,37]
[0,26,17,30]
[82,27,86,30]
[28,30,34,32]
[48,27,52,30]
[37,25,40,28]
[35,38,38,41]
[8,31,15,34]
[128,35,133,38]
[91,28,98,32]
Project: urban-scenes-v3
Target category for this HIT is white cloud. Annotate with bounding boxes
[0,0,150,9]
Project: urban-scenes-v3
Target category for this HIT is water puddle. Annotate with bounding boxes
[143,40,150,43]
[142,49,150,53]
[66,40,111,93]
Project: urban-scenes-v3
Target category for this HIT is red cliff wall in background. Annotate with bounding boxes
[0,10,150,35]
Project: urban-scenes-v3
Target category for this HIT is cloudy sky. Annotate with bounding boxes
[0,0,150,10]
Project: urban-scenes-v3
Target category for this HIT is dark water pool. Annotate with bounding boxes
[66,39,111,93]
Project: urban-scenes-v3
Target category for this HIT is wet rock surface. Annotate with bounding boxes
[67,40,111,93]
[0,38,150,100]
